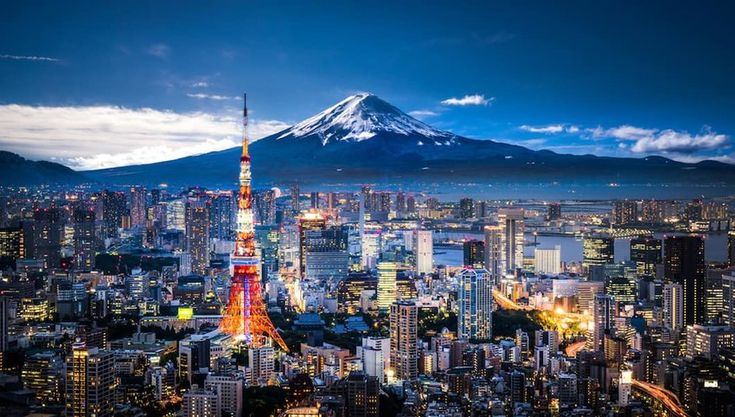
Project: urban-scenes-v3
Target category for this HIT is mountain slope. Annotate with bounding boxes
[0,151,88,186]
[87,93,735,189]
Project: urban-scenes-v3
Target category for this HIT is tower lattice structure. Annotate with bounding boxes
[220,93,288,351]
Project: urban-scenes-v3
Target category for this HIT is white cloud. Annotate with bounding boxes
[519,124,580,134]
[441,94,494,106]
[0,104,290,170]
[186,93,238,101]
[0,53,60,62]
[192,81,210,88]
[408,109,439,118]
[147,43,170,58]
[589,125,657,140]
[588,124,729,154]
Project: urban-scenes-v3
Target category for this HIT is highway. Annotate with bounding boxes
[631,380,687,417]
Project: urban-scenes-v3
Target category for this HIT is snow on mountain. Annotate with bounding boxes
[277,92,458,145]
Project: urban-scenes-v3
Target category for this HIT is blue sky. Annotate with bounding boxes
[1,1,733,169]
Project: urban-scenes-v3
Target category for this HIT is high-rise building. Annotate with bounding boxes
[310,191,320,209]
[630,236,662,276]
[100,190,127,238]
[185,200,210,275]
[129,186,147,226]
[357,337,390,382]
[582,236,614,270]
[395,192,406,213]
[73,208,96,270]
[723,274,735,327]
[182,387,220,417]
[592,294,614,350]
[291,184,300,214]
[248,346,275,384]
[303,226,349,280]
[204,374,243,417]
[22,351,64,406]
[612,200,638,225]
[0,226,25,260]
[619,369,632,406]
[459,198,474,219]
[498,208,524,273]
[577,281,604,315]
[664,235,705,325]
[298,212,326,278]
[66,343,115,417]
[547,203,562,221]
[534,246,561,275]
[32,208,63,269]
[705,268,726,324]
[415,229,433,275]
[178,336,211,384]
[463,240,484,268]
[457,268,493,340]
[324,371,379,417]
[209,191,235,240]
[510,370,526,405]
[729,231,735,267]
[390,301,417,381]
[254,189,277,225]
[377,262,397,311]
[686,324,735,360]
[483,225,503,281]
[663,282,684,331]
[558,373,578,406]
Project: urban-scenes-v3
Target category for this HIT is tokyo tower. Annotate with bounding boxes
[220,93,288,352]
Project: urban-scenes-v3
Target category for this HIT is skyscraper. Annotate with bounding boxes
[457,268,493,340]
[73,208,96,271]
[498,208,524,273]
[483,225,503,281]
[254,189,277,225]
[459,198,474,219]
[209,191,235,240]
[723,274,735,327]
[463,240,484,268]
[129,186,147,227]
[390,301,417,381]
[0,226,25,260]
[415,229,433,275]
[612,200,638,225]
[185,199,210,275]
[630,236,662,276]
[663,282,684,331]
[582,236,614,270]
[310,191,320,209]
[377,262,397,311]
[298,211,326,278]
[66,343,115,417]
[547,202,562,221]
[32,208,63,269]
[664,235,705,326]
[592,294,614,350]
[100,190,127,238]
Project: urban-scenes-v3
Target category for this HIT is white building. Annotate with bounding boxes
[357,336,390,382]
[663,283,684,331]
[248,346,275,384]
[182,387,219,417]
[534,246,561,275]
[498,208,525,272]
[415,230,433,275]
[204,374,243,417]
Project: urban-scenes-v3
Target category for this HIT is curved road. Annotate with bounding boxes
[631,380,687,417]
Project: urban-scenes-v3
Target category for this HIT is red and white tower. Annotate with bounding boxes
[220,93,288,351]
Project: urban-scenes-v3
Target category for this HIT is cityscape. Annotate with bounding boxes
[2,2,735,417]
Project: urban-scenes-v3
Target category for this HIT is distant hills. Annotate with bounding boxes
[0,151,87,186]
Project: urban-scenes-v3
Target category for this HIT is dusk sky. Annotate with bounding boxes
[1,1,734,170]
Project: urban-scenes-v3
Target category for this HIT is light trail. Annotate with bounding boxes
[631,380,687,417]
[565,340,587,357]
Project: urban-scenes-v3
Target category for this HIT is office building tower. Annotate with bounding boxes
[165,199,186,231]
[327,192,337,210]
[377,262,397,311]
[179,336,212,384]
[619,369,632,406]
[0,296,8,351]
[459,198,474,219]
[324,371,379,417]
[729,231,735,267]
[100,190,127,238]
[185,200,210,275]
[360,223,382,270]
[463,240,484,268]
[606,276,636,304]
[358,337,390,382]
[22,351,64,405]
[182,387,220,417]
[0,226,25,260]
[390,301,418,381]
[534,246,561,274]
[685,200,703,222]
[291,184,300,214]
[310,191,319,209]
[209,191,235,240]
[583,236,614,270]
[686,324,735,360]
[457,268,493,340]
[303,226,349,280]
[406,195,416,213]
[395,192,406,213]
[483,225,503,281]
[558,373,578,406]
[32,208,63,269]
[66,343,115,417]
[498,208,525,272]
[73,208,96,270]
[663,283,684,331]
[612,200,638,225]
[630,236,662,276]
[547,203,562,221]
[723,274,735,327]
[204,374,243,417]
[576,281,604,315]
[254,189,277,225]
[510,370,526,405]
[705,269,725,323]
[298,212,326,278]
[415,229,433,275]
[129,186,146,226]
[592,294,614,350]
[248,346,275,384]
[255,225,280,282]
[664,235,705,325]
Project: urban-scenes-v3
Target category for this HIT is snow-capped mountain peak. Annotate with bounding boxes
[278,93,456,145]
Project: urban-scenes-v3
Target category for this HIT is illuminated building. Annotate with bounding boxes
[459,198,474,219]
[304,226,348,280]
[255,225,279,282]
[483,225,503,281]
[129,186,146,226]
[254,189,277,225]
[629,236,662,276]
[534,245,561,274]
[377,261,397,311]
[182,387,219,417]
[0,296,7,351]
[498,208,525,273]
[32,208,63,269]
[337,273,376,313]
[582,236,614,270]
[0,226,25,260]
[360,223,382,269]
[390,300,417,380]
[185,199,210,275]
[619,369,632,406]
[592,294,614,350]
[22,351,64,405]
[686,324,735,360]
[606,276,636,304]
[358,337,390,382]
[166,199,186,231]
[178,336,211,384]
[18,297,50,321]
[291,184,301,214]
[463,239,484,268]
[729,231,735,267]
[73,208,96,270]
[209,191,235,240]
[396,274,417,300]
[558,373,577,406]
[310,191,320,209]
[100,190,127,238]
[415,229,433,275]
[220,94,288,351]
[723,274,735,327]
[663,282,684,331]
[576,281,604,315]
[298,211,326,278]
[547,202,562,221]
[612,200,638,225]
[664,235,705,325]
[204,374,243,417]
[66,342,115,417]
[457,268,493,340]
[705,268,725,323]
[324,371,379,417]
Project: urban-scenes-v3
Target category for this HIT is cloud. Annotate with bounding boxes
[186,93,238,101]
[519,124,580,134]
[147,43,171,59]
[0,53,60,62]
[589,125,657,140]
[0,104,290,170]
[589,124,729,154]
[408,110,439,119]
[192,81,210,88]
[441,94,493,106]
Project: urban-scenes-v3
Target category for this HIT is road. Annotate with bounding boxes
[564,340,587,357]
[631,380,687,417]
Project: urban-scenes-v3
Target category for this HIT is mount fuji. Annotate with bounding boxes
[87,93,735,193]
